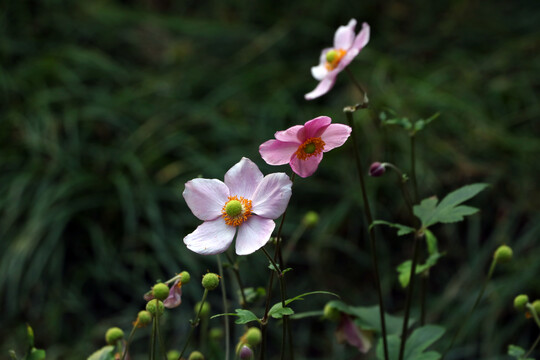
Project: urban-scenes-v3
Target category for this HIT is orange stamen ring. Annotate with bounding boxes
[222,195,253,226]
[325,49,347,71]
[295,137,325,161]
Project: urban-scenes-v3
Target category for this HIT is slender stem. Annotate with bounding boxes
[420,274,427,326]
[525,333,540,358]
[345,68,369,104]
[398,232,422,360]
[345,107,389,360]
[261,247,283,279]
[178,289,209,360]
[121,325,137,360]
[155,310,167,360]
[410,135,419,203]
[527,303,540,329]
[225,251,248,308]
[441,259,497,360]
[217,255,231,360]
[150,316,157,360]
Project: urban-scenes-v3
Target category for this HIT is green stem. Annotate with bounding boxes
[527,303,540,329]
[150,317,157,360]
[121,325,137,360]
[525,333,540,359]
[410,135,419,203]
[398,232,422,360]
[217,255,231,360]
[441,259,497,360]
[345,68,369,104]
[178,289,209,360]
[261,247,283,279]
[225,251,248,308]
[155,310,167,360]
[420,274,428,326]
[345,107,389,360]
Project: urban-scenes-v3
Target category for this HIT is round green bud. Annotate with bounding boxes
[513,294,529,312]
[195,301,211,317]
[494,245,513,264]
[152,283,170,301]
[302,211,319,227]
[202,273,220,291]
[105,327,124,345]
[244,327,262,347]
[188,350,205,360]
[137,310,152,326]
[167,350,180,360]
[323,303,341,322]
[225,200,242,217]
[325,50,338,63]
[304,143,316,154]
[180,271,191,284]
[146,299,164,317]
[532,300,540,315]
[209,327,224,341]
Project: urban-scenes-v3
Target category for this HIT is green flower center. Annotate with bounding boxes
[325,50,339,63]
[225,200,242,217]
[304,143,317,154]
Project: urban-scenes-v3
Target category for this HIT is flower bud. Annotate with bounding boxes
[188,350,205,360]
[180,271,191,284]
[194,301,211,317]
[136,310,152,327]
[202,273,220,291]
[209,327,224,341]
[494,245,513,264]
[532,300,540,315]
[152,283,170,301]
[167,350,180,360]
[323,302,341,322]
[244,327,262,347]
[369,162,386,177]
[239,345,254,359]
[146,299,164,317]
[105,327,124,345]
[302,211,319,227]
[514,295,529,312]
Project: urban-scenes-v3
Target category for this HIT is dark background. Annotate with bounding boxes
[1,0,539,359]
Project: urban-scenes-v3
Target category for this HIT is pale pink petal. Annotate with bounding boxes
[235,216,275,255]
[311,63,328,81]
[259,140,299,166]
[336,48,359,71]
[320,123,352,152]
[224,157,263,199]
[163,279,182,308]
[251,173,292,219]
[300,116,332,139]
[336,315,372,353]
[274,125,303,143]
[289,152,323,178]
[183,179,230,221]
[183,218,236,255]
[352,23,370,51]
[304,74,337,100]
[334,19,357,49]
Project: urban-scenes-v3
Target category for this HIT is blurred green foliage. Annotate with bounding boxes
[1,0,539,359]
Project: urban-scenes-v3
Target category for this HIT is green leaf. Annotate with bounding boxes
[396,252,444,288]
[26,324,35,348]
[8,350,18,360]
[375,325,445,360]
[87,345,116,360]
[240,287,266,304]
[371,220,415,236]
[290,310,324,320]
[424,229,438,254]
[210,309,260,324]
[27,349,46,360]
[268,304,294,319]
[413,184,489,228]
[508,344,534,359]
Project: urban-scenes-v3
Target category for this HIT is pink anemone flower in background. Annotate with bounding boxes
[259,116,351,178]
[183,157,292,256]
[305,19,370,100]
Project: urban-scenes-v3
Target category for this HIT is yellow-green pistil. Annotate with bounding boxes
[326,50,338,63]
[304,143,317,154]
[225,200,242,217]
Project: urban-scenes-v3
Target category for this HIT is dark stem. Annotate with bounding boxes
[345,108,389,360]
[441,259,497,360]
[525,333,540,359]
[420,274,428,326]
[398,232,422,360]
[410,135,419,203]
[345,68,369,104]
[150,316,156,360]
[225,251,248,308]
[155,310,167,360]
[217,255,230,360]
[178,289,209,360]
[121,325,137,360]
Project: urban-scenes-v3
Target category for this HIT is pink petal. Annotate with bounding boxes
[289,152,323,178]
[259,140,299,166]
[163,279,182,308]
[352,23,370,51]
[336,48,359,71]
[320,123,352,152]
[224,157,263,199]
[235,216,275,255]
[183,179,230,221]
[251,173,292,219]
[337,315,372,353]
[299,116,332,140]
[183,218,236,255]
[334,19,357,50]
[304,74,338,100]
[274,125,303,143]
[311,63,328,81]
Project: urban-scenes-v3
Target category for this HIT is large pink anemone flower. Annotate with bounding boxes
[183,157,292,256]
[259,116,351,178]
[305,19,370,100]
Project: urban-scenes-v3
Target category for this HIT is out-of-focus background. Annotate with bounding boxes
[1,0,539,359]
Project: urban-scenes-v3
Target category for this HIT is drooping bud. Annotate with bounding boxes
[302,211,319,227]
[325,50,339,63]
[209,327,224,341]
[136,310,152,327]
[239,345,254,359]
[369,162,386,177]
[188,350,205,360]
[146,299,165,317]
[202,273,220,291]
[514,295,529,312]
[494,245,513,264]
[194,301,211,317]
[244,327,262,347]
[105,327,124,345]
[152,283,170,301]
[323,302,341,322]
[180,271,191,284]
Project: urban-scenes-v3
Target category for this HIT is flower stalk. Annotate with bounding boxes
[178,289,209,360]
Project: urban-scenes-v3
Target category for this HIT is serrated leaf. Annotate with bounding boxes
[241,287,266,303]
[508,344,526,357]
[268,304,294,319]
[424,229,438,254]
[376,325,444,360]
[371,220,415,236]
[87,345,116,360]
[397,252,444,288]
[210,309,260,324]
[268,291,339,320]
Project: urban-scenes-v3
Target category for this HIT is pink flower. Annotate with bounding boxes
[163,279,182,309]
[259,116,351,178]
[305,19,370,100]
[183,157,292,255]
[335,314,373,353]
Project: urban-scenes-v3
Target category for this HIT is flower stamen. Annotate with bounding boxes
[294,137,325,161]
[222,196,253,226]
[325,49,347,71]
